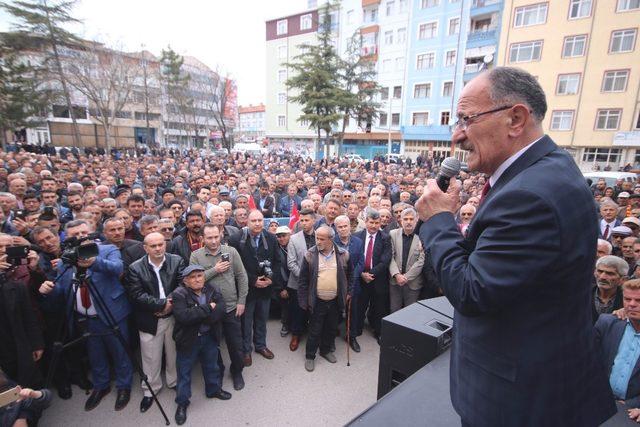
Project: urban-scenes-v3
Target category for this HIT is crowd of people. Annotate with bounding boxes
[2,143,640,425]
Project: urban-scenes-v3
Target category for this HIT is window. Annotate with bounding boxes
[392,113,400,126]
[421,0,439,7]
[300,14,312,30]
[414,83,431,98]
[569,0,592,19]
[53,105,85,119]
[397,27,406,43]
[379,113,388,126]
[596,109,622,130]
[418,22,438,39]
[412,112,429,126]
[385,30,394,45]
[277,19,288,35]
[277,69,287,82]
[442,81,453,97]
[278,46,287,59]
[514,3,548,27]
[382,59,392,71]
[509,40,543,62]
[556,74,581,95]
[445,50,456,67]
[346,10,354,24]
[399,0,407,13]
[417,52,435,69]
[386,0,394,15]
[277,93,286,104]
[583,148,621,163]
[393,86,402,98]
[562,35,587,57]
[395,57,405,71]
[300,119,310,127]
[636,113,640,129]
[602,70,630,92]
[618,0,640,12]
[440,111,451,126]
[278,115,286,127]
[610,29,637,53]
[448,17,460,35]
[381,87,389,100]
[365,7,378,23]
[550,111,574,130]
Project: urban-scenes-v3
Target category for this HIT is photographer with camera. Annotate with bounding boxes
[0,233,44,389]
[190,224,248,391]
[229,210,282,366]
[38,220,133,412]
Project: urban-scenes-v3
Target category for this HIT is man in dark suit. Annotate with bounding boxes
[595,279,640,409]
[415,67,615,426]
[256,182,275,218]
[354,209,391,343]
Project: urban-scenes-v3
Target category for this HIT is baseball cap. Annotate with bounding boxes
[618,192,631,198]
[182,264,205,278]
[623,217,640,227]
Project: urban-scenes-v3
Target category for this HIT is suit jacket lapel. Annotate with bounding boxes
[611,320,627,369]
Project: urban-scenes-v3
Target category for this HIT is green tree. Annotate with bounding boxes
[285,2,343,159]
[1,0,83,148]
[335,33,381,156]
[160,46,194,147]
[0,35,51,149]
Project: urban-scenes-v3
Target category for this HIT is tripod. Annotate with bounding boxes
[45,265,170,425]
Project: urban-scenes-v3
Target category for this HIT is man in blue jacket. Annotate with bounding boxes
[416,67,615,426]
[39,219,133,412]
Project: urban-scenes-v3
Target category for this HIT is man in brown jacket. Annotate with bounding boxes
[297,225,353,372]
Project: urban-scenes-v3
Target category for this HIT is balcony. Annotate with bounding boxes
[471,0,502,16]
[467,28,497,43]
[362,0,381,6]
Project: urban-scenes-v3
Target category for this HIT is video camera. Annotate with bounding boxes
[6,245,29,265]
[258,260,273,279]
[60,233,100,266]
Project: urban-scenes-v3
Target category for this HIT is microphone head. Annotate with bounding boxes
[440,157,461,178]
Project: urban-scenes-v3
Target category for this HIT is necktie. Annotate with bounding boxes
[365,234,374,271]
[479,181,491,205]
[254,236,260,248]
[603,224,610,239]
[80,281,91,309]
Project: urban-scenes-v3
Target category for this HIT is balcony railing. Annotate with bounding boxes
[472,0,501,7]
[464,63,482,74]
[467,28,497,42]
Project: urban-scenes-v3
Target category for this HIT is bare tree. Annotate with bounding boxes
[65,43,140,152]
[193,69,236,150]
[137,49,161,146]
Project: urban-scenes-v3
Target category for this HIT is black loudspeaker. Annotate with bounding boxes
[377,298,453,399]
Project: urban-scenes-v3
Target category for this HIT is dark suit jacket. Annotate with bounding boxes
[171,284,225,353]
[354,229,391,295]
[595,314,640,407]
[419,136,615,426]
[125,253,185,335]
[257,195,275,218]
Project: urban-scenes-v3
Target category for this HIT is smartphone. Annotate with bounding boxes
[0,386,20,408]
[12,210,25,220]
[221,253,230,262]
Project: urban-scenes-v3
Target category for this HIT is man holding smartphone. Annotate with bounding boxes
[190,224,248,391]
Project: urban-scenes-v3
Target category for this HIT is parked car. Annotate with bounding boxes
[344,154,365,163]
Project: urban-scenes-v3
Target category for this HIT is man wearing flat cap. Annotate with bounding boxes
[171,264,231,425]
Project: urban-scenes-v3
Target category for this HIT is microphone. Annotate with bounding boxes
[436,157,461,192]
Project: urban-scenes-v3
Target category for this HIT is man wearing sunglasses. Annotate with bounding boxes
[415,67,615,426]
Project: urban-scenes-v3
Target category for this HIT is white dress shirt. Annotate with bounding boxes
[489,136,543,187]
[75,273,97,316]
[149,256,167,299]
[600,219,617,237]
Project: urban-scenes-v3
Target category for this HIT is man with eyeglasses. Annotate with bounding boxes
[415,67,615,425]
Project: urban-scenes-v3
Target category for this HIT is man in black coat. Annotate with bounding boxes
[170,211,204,264]
[102,218,145,272]
[229,210,283,366]
[125,232,185,413]
[171,264,231,425]
[354,209,391,342]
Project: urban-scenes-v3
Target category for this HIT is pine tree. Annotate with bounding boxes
[285,1,343,159]
[0,35,51,149]
[1,0,83,148]
[160,47,193,147]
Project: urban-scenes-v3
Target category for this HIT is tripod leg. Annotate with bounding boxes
[86,280,170,425]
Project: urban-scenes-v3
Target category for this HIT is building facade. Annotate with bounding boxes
[238,104,266,142]
[265,9,319,153]
[497,0,640,170]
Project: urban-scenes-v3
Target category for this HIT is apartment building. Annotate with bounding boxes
[265,9,319,152]
[497,0,640,170]
[238,104,266,142]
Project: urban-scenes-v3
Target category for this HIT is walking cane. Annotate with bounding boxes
[346,296,352,367]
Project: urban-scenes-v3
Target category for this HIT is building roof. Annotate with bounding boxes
[239,104,266,114]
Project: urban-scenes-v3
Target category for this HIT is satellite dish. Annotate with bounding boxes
[483,54,494,64]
